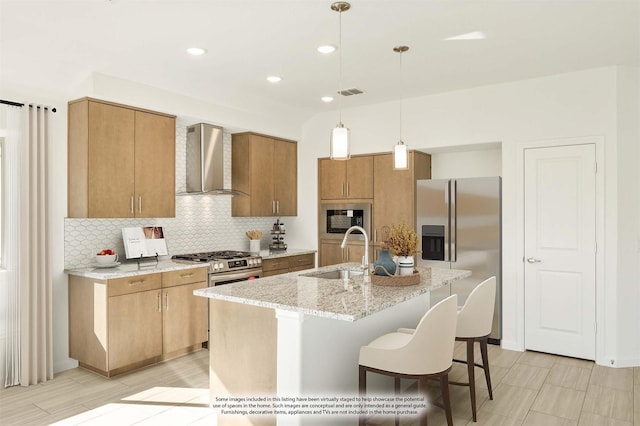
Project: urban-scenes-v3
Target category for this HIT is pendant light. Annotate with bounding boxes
[393,45,409,170]
[330,2,351,160]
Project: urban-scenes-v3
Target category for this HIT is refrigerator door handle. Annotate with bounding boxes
[450,179,457,262]
[444,180,450,262]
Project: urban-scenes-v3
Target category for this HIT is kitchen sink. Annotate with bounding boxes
[301,268,365,280]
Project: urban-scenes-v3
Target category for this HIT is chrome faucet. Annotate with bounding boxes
[341,226,369,271]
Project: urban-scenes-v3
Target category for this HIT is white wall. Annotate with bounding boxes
[429,146,502,179]
[615,66,640,366]
[297,66,639,366]
[5,65,638,373]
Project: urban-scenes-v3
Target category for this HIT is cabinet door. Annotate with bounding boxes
[346,156,374,199]
[319,242,344,267]
[373,153,415,244]
[108,290,162,370]
[87,101,135,218]
[250,135,276,216]
[134,111,176,218]
[162,282,208,354]
[319,159,346,200]
[274,139,297,216]
[345,243,370,265]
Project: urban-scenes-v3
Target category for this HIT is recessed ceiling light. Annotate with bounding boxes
[186,47,207,56]
[317,45,336,54]
[444,31,486,41]
[321,96,334,103]
[267,76,282,83]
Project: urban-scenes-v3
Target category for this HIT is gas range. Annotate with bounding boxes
[171,250,262,275]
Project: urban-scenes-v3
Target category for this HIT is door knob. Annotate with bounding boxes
[526,257,542,263]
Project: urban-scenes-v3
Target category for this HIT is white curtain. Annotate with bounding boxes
[4,105,53,387]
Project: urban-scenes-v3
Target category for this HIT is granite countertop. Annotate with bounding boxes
[194,263,471,322]
[64,258,208,279]
[260,248,316,260]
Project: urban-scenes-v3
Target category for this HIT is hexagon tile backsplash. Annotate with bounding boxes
[64,119,275,268]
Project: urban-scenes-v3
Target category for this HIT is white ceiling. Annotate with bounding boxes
[1,0,638,119]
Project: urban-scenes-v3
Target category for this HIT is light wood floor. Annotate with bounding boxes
[0,345,637,425]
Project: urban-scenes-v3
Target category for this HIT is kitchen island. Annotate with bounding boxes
[194,263,471,426]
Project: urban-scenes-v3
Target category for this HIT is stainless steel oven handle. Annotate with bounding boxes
[209,269,263,286]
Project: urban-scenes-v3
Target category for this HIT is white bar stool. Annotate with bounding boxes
[449,276,497,422]
[358,294,458,426]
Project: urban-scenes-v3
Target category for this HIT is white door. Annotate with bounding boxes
[524,144,596,360]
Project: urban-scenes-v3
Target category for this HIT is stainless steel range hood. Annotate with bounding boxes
[179,123,246,196]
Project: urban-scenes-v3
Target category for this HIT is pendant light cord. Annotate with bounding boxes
[399,49,403,142]
[338,8,343,125]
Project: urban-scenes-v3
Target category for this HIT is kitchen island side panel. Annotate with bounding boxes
[210,299,277,426]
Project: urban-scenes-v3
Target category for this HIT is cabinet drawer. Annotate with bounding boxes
[262,258,290,273]
[162,268,208,288]
[108,273,161,297]
[289,254,314,269]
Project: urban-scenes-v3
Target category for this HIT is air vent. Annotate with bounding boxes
[338,88,363,96]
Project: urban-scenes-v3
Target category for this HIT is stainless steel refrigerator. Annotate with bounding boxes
[416,177,502,342]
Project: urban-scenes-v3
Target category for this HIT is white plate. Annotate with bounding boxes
[92,262,121,269]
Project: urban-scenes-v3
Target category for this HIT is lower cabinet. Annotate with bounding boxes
[262,253,315,277]
[162,281,208,354]
[68,267,208,377]
[319,241,372,267]
[107,288,163,371]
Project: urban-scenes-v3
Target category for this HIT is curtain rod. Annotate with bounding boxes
[0,99,57,113]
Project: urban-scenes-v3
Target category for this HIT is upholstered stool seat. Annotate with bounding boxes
[359,294,458,426]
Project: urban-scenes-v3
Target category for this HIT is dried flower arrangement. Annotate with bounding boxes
[386,221,419,257]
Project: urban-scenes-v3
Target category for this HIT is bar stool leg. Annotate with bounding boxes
[439,374,453,426]
[394,377,401,426]
[480,338,493,400]
[418,377,428,426]
[359,366,367,426]
[466,339,477,422]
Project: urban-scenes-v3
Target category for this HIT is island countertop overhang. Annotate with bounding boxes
[194,263,471,322]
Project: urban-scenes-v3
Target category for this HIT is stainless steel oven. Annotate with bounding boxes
[171,250,263,286]
[320,203,371,240]
[208,268,262,286]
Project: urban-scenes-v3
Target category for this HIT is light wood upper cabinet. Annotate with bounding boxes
[68,97,176,218]
[319,156,373,200]
[232,132,297,217]
[134,110,176,218]
[372,152,431,244]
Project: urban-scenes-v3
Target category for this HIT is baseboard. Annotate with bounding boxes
[608,357,640,368]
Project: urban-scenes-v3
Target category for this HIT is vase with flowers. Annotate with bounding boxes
[387,221,419,275]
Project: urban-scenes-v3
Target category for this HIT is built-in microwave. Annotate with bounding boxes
[320,203,372,240]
